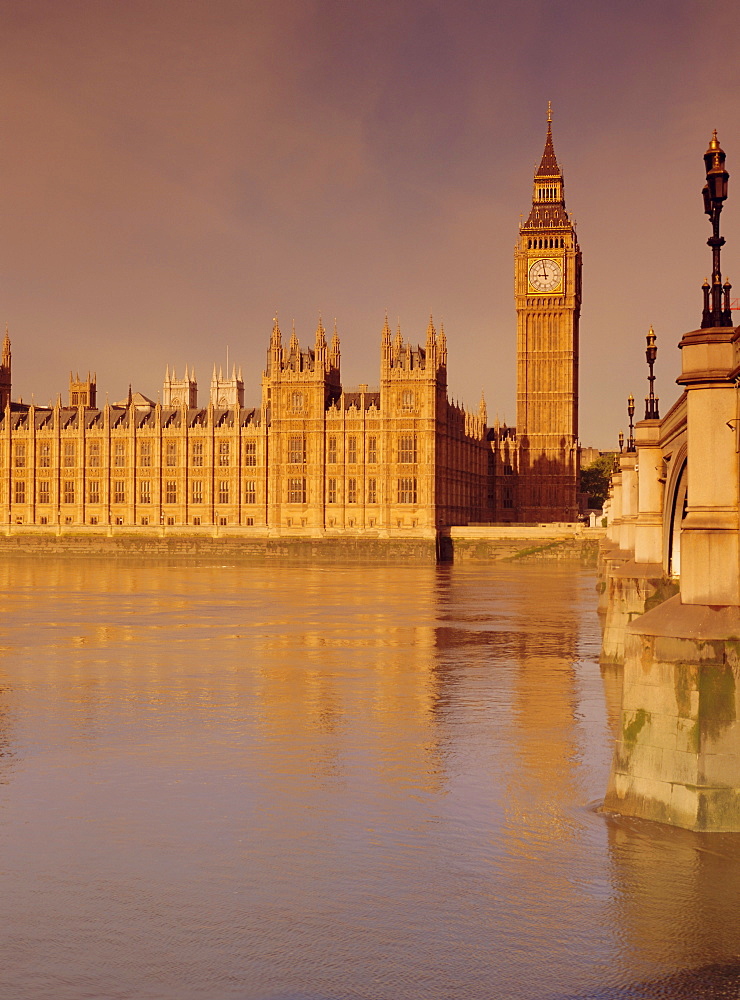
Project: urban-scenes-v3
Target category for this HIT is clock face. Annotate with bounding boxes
[528,257,563,292]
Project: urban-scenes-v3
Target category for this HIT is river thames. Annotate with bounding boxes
[0,558,739,1000]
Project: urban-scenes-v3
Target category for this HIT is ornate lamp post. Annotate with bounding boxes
[645,326,659,419]
[701,131,732,328]
[618,430,624,454]
[626,395,636,452]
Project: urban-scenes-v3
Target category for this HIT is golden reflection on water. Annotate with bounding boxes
[0,558,739,1000]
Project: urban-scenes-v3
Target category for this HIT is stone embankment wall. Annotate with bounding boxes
[0,529,437,563]
[0,524,604,563]
[440,525,602,564]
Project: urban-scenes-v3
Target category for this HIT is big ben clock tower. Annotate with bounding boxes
[515,107,581,522]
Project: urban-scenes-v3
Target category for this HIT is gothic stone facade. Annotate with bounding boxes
[0,117,582,532]
[0,319,493,535]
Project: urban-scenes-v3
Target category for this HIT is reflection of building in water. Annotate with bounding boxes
[506,582,582,834]
[0,561,448,795]
[250,569,446,795]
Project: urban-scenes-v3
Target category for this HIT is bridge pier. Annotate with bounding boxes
[604,321,740,831]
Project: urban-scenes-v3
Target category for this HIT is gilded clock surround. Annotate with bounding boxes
[527,257,564,294]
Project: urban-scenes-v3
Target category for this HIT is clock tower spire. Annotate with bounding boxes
[514,108,582,522]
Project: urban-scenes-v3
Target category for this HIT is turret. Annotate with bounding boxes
[210,360,244,407]
[315,316,327,369]
[438,323,447,367]
[69,371,96,408]
[329,321,340,371]
[425,315,437,366]
[0,324,11,409]
[267,316,283,375]
[163,365,198,407]
[523,103,570,233]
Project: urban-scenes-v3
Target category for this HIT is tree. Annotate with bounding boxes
[580,453,615,509]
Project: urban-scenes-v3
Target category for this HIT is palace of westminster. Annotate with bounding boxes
[0,116,582,535]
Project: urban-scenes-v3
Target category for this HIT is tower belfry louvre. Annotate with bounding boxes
[515,106,581,522]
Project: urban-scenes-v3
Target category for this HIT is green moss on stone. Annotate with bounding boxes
[674,665,695,719]
[623,707,651,747]
[506,540,563,561]
[643,578,680,613]
[699,663,737,742]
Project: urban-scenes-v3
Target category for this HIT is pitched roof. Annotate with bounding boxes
[535,122,561,178]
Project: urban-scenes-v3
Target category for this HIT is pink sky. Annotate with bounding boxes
[2,0,740,447]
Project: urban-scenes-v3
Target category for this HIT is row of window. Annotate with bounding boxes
[527,236,565,249]
[535,188,560,202]
[8,435,424,469]
[287,391,417,412]
[287,435,417,465]
[288,477,418,505]
[12,480,260,505]
[9,440,260,468]
[24,515,255,527]
[12,476,420,506]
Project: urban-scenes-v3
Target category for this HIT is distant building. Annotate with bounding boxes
[0,318,491,533]
[0,115,583,533]
[504,106,582,522]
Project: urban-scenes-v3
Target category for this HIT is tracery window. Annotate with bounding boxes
[397,477,417,504]
[287,478,306,503]
[398,435,417,464]
[288,436,306,464]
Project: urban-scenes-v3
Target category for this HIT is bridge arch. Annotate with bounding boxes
[664,446,687,577]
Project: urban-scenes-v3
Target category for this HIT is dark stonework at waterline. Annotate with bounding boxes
[0,529,601,564]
